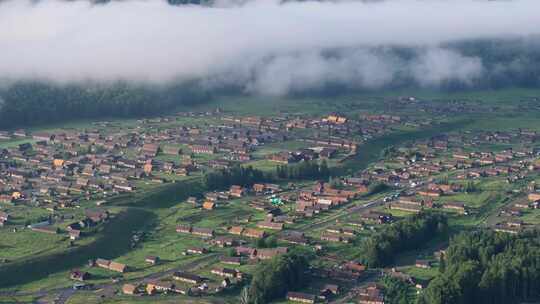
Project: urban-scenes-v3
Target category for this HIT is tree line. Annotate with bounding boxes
[203,165,269,190]
[359,212,448,267]
[0,81,208,129]
[203,160,331,190]
[419,230,540,304]
[276,159,330,180]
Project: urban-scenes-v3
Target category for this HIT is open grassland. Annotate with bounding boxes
[173,88,540,122]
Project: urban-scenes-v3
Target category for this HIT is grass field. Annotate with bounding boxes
[0,138,35,148]
[0,229,69,261]
[401,265,440,281]
[0,208,156,290]
[176,88,540,117]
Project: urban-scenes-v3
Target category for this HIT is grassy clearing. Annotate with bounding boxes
[401,265,440,281]
[0,295,39,303]
[0,208,155,290]
[0,138,35,148]
[437,191,494,208]
[0,204,52,226]
[518,209,540,225]
[463,114,540,132]
[0,229,69,262]
[244,159,280,172]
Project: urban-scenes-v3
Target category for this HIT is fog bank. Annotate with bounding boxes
[1,0,540,95]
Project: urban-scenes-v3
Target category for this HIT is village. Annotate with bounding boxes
[0,100,539,304]
[0,109,416,238]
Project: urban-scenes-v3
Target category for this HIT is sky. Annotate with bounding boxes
[1,0,539,95]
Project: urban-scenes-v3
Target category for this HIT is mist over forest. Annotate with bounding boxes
[1,0,539,127]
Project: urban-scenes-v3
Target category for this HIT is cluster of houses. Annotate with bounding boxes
[120,267,245,297]
[388,195,468,215]
[190,180,372,248]
[303,257,428,304]
[70,252,246,298]
[345,131,540,218]
[94,258,128,273]
[360,144,538,191]
[286,112,412,143]
[0,108,422,224]
[128,254,248,296]
[295,181,368,219]
[356,283,385,304]
[0,113,289,203]
[118,267,244,297]
[65,209,110,239]
[168,178,386,302]
[282,261,370,303]
[0,111,408,227]
[384,95,520,119]
[493,191,540,234]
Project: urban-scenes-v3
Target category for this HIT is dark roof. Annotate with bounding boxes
[287,291,316,300]
[173,271,202,282]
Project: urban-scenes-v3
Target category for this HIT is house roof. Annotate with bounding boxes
[203,201,215,209]
[173,271,202,282]
[243,228,266,238]
[287,291,316,300]
[122,284,138,294]
[108,261,127,273]
[229,226,244,234]
[191,227,214,235]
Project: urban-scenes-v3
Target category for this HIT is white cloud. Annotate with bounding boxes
[0,0,538,94]
[412,48,484,86]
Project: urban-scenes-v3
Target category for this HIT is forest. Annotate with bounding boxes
[419,230,540,304]
[359,212,448,267]
[202,165,268,190]
[275,160,330,181]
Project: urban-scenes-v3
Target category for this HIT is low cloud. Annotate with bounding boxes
[0,0,539,95]
[411,48,484,87]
